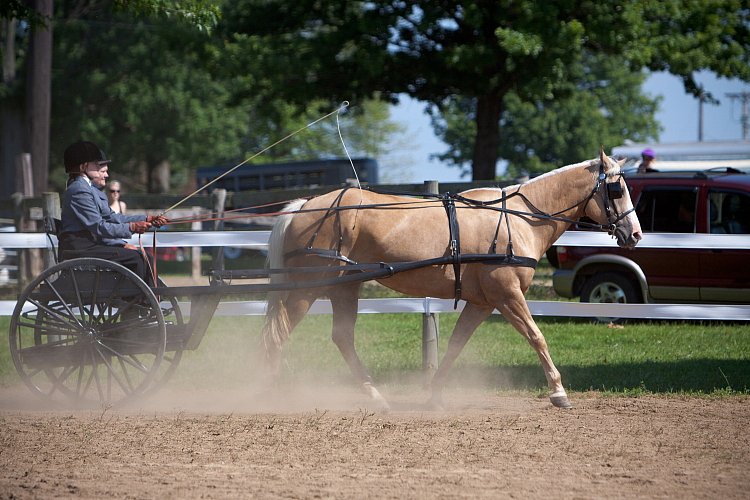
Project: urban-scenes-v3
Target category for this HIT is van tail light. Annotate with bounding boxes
[557,246,569,264]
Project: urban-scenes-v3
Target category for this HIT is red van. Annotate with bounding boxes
[550,169,750,304]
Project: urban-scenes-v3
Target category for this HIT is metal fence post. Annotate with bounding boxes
[422,302,439,380]
[211,189,226,272]
[422,180,440,379]
[191,206,202,282]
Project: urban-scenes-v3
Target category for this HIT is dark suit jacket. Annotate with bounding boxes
[61,176,146,245]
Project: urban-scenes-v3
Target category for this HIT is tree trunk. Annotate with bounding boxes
[471,92,503,180]
[2,18,16,82]
[26,0,53,196]
[1,18,25,200]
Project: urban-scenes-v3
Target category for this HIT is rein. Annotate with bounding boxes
[162,162,631,251]
[163,171,624,230]
[151,160,632,306]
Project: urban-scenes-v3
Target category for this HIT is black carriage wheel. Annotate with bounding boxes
[140,277,186,396]
[9,258,166,408]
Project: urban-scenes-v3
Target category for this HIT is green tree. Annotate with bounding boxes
[1,0,222,195]
[29,2,403,194]
[240,98,402,161]
[431,53,662,178]
[220,0,750,180]
[48,5,247,193]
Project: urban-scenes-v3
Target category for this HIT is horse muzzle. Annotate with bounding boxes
[613,224,642,249]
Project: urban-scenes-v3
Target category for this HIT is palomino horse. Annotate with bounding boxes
[262,150,642,409]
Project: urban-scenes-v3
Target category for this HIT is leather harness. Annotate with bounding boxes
[281,187,538,309]
[209,163,631,303]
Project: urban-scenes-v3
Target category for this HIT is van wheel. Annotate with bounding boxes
[580,272,641,322]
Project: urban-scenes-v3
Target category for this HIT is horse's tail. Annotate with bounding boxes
[262,198,307,357]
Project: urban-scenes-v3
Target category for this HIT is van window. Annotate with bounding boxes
[709,191,750,234]
[636,188,697,233]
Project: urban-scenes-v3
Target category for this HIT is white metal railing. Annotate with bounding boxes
[1,231,748,320]
[2,297,749,320]
[2,230,750,249]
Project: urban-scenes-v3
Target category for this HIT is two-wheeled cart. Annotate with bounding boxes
[8,247,533,409]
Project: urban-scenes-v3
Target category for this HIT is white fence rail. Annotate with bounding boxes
[3,230,750,249]
[1,231,749,320]
[1,297,749,320]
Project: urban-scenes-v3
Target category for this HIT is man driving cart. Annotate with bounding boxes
[58,140,168,285]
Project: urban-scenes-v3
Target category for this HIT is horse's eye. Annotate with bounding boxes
[606,182,623,200]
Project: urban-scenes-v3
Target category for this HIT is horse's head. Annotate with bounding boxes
[584,149,643,249]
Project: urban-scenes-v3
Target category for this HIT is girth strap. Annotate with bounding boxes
[442,194,462,308]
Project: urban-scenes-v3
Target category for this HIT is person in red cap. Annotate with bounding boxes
[638,148,658,173]
[59,140,168,285]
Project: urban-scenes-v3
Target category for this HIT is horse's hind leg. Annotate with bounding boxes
[497,296,572,409]
[329,283,390,410]
[428,303,494,409]
[262,290,314,382]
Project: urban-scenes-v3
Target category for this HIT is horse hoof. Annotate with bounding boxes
[362,383,391,412]
[550,395,573,409]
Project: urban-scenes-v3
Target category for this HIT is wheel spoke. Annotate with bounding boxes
[75,354,85,397]
[117,356,136,393]
[40,277,87,330]
[92,301,106,325]
[104,315,151,333]
[16,319,78,338]
[95,340,150,373]
[68,270,93,324]
[81,350,97,399]
[22,336,74,350]
[24,297,87,335]
[92,352,105,403]
[94,348,133,396]
[45,364,79,398]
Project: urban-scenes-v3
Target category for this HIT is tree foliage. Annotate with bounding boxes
[240,98,402,163]
[47,6,247,193]
[220,0,750,180]
[3,0,749,193]
[0,0,406,194]
[432,53,662,178]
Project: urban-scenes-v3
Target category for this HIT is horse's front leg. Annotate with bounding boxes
[427,302,493,410]
[329,284,390,410]
[497,296,572,408]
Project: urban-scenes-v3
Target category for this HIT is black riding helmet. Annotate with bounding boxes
[64,141,111,173]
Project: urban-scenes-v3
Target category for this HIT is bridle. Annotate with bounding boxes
[585,161,635,235]
[442,160,635,235]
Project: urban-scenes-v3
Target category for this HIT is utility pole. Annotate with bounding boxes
[697,91,718,141]
[726,91,750,140]
[698,92,706,141]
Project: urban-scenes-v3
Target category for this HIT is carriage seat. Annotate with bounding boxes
[44,216,91,262]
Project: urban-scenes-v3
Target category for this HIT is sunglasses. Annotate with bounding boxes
[109,189,120,193]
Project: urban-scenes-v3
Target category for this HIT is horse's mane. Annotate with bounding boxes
[461,159,600,197]
[525,159,597,184]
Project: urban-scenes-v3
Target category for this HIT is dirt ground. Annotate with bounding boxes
[0,384,747,499]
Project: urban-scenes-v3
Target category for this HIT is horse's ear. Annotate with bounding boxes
[599,147,608,168]
[617,157,627,168]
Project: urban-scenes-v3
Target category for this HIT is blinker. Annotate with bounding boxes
[606,182,623,200]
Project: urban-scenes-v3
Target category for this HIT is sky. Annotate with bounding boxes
[384,72,750,184]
